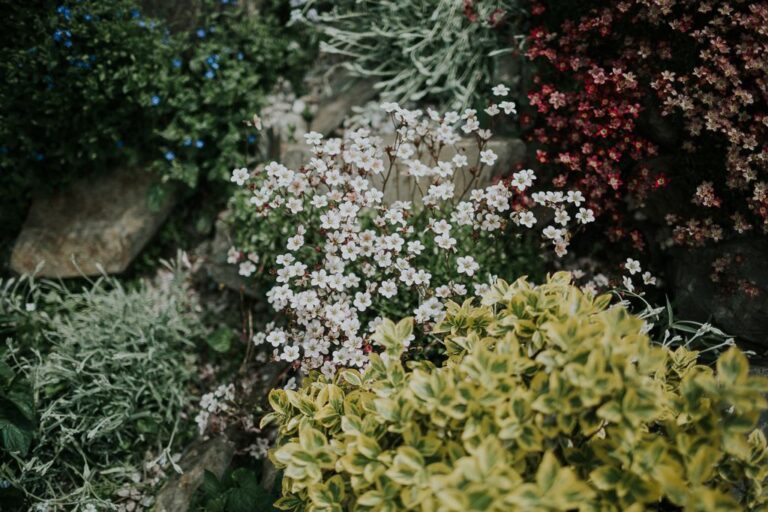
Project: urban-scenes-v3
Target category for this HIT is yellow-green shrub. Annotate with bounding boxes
[262,272,768,511]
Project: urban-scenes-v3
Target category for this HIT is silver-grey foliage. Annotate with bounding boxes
[309,0,524,107]
[1,258,203,509]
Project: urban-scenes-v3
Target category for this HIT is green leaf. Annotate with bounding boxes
[207,328,234,353]
[1,424,32,456]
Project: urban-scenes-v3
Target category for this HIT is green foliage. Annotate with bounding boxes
[193,468,277,512]
[263,272,768,511]
[0,261,205,508]
[0,359,35,457]
[0,0,313,254]
[307,0,525,107]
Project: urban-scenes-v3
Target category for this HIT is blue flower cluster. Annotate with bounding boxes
[57,5,72,20]
[53,28,73,48]
[205,54,220,79]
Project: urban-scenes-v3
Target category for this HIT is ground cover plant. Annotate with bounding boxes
[0,261,206,510]
[264,273,768,511]
[524,0,768,254]
[224,87,597,377]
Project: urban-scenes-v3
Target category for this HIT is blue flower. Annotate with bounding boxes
[183,138,192,147]
[83,13,92,21]
[247,134,256,144]
[237,52,244,61]
[196,28,206,39]
[64,39,73,48]
[205,70,215,79]
[151,95,161,106]
[164,151,175,161]
[195,139,204,149]
[130,8,141,19]
[172,58,183,69]
[138,20,146,28]
[57,5,72,19]
[53,29,71,43]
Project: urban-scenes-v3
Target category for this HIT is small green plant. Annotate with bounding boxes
[263,272,768,511]
[193,468,277,512]
[0,358,35,457]
[0,260,205,509]
[306,0,525,107]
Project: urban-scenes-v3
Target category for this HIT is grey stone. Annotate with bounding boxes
[309,71,378,136]
[10,167,175,278]
[671,237,768,351]
[204,216,261,299]
[153,435,236,512]
[378,135,527,204]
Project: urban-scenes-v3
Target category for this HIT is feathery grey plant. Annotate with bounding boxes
[307,0,525,108]
[0,256,203,510]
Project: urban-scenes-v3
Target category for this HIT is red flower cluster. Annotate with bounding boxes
[525,7,659,248]
[526,0,768,249]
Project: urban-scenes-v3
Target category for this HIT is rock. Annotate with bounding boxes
[670,237,768,353]
[10,167,175,278]
[153,435,236,512]
[379,135,527,204]
[204,216,261,298]
[309,70,378,136]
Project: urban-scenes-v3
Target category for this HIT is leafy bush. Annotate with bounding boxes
[0,262,204,509]
[0,0,312,248]
[305,0,525,107]
[263,272,768,511]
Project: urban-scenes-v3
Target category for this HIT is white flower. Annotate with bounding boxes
[379,280,397,298]
[287,234,304,251]
[407,240,425,255]
[622,276,635,293]
[281,346,300,362]
[304,131,323,145]
[567,190,585,206]
[480,149,498,166]
[456,256,479,276]
[492,84,510,96]
[517,211,536,228]
[354,292,372,312]
[554,209,571,226]
[231,167,250,186]
[25,303,36,312]
[226,247,240,264]
[499,101,517,115]
[485,104,500,116]
[625,258,641,275]
[239,261,257,277]
[267,330,287,347]
[542,226,564,241]
[511,169,535,191]
[642,272,657,286]
[575,208,595,224]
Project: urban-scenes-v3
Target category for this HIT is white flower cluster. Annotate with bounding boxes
[229,87,594,374]
[194,383,235,436]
